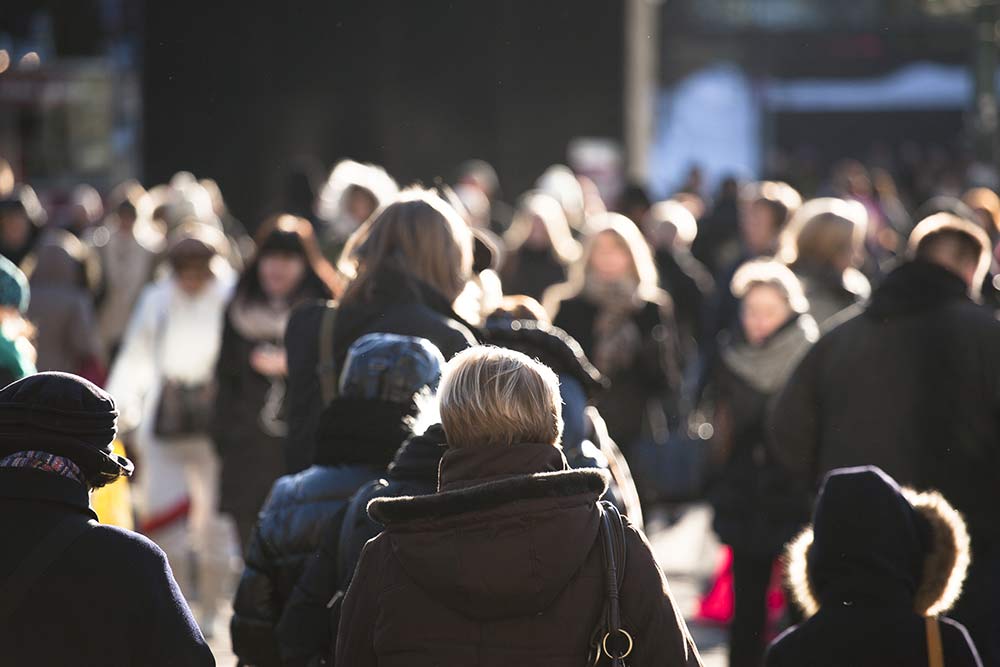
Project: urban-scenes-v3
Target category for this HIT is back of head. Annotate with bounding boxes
[0,254,29,313]
[647,199,698,249]
[28,230,91,289]
[341,188,473,304]
[439,346,563,449]
[780,197,867,268]
[908,213,991,294]
[489,295,550,324]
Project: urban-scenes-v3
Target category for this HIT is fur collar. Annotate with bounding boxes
[368,467,609,525]
[785,487,970,618]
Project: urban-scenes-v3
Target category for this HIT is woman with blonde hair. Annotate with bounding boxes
[501,192,581,300]
[544,213,681,464]
[283,188,480,473]
[336,345,703,667]
[778,198,871,326]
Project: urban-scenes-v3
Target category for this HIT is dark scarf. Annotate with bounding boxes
[313,397,415,467]
[387,424,447,481]
[865,260,970,320]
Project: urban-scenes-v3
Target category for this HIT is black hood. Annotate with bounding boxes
[807,467,929,609]
[865,260,970,320]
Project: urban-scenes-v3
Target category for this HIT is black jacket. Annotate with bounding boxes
[553,294,681,451]
[283,267,478,473]
[232,399,414,667]
[0,467,214,666]
[767,466,981,667]
[769,261,1000,662]
[276,425,447,667]
[655,247,714,351]
[499,247,568,301]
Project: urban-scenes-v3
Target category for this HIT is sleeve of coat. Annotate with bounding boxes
[210,314,240,453]
[106,285,160,433]
[620,524,704,667]
[231,519,282,667]
[766,340,823,484]
[283,301,325,474]
[334,539,381,667]
[276,517,344,665]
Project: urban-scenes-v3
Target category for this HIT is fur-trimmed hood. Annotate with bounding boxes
[368,442,610,621]
[785,466,970,618]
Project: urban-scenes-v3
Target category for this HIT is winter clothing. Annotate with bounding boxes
[767,466,981,667]
[27,231,105,376]
[283,267,478,473]
[655,247,714,354]
[276,424,446,667]
[213,294,295,551]
[789,260,869,327]
[552,289,681,456]
[0,371,132,484]
[0,439,211,666]
[107,265,236,629]
[500,246,568,301]
[335,441,703,667]
[232,390,420,666]
[338,333,445,401]
[769,259,1000,663]
[0,253,29,311]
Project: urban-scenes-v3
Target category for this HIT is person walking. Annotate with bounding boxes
[335,346,703,666]
[231,333,444,667]
[107,222,237,638]
[706,259,816,667]
[0,372,214,666]
[770,213,1000,665]
[767,466,980,667]
[0,254,36,385]
[213,214,338,551]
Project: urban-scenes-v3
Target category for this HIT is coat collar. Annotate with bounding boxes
[0,467,97,520]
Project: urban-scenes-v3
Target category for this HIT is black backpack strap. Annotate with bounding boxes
[592,500,631,666]
[0,516,96,622]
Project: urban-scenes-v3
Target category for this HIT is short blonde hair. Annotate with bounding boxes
[439,346,563,448]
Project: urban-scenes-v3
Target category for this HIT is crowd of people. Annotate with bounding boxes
[0,149,998,667]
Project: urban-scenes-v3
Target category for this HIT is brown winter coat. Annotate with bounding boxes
[335,442,702,667]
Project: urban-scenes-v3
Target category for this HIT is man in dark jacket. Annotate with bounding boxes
[770,213,1000,665]
[231,334,445,667]
[0,372,214,666]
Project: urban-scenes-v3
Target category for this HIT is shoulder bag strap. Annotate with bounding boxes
[926,616,945,667]
[0,516,97,622]
[598,500,632,666]
[317,301,339,407]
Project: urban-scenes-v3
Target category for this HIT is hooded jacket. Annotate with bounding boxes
[231,398,413,667]
[766,466,980,667]
[276,424,447,667]
[335,442,702,667]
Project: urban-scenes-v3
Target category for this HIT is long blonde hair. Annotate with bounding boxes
[340,188,473,305]
[503,192,581,265]
[543,212,661,315]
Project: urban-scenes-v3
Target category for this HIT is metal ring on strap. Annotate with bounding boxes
[602,629,634,659]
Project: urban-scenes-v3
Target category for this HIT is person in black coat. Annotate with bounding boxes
[544,213,681,465]
[213,215,338,551]
[283,189,480,473]
[769,214,1000,665]
[231,333,444,667]
[499,192,581,301]
[0,372,214,666]
[276,422,448,667]
[767,466,981,667]
[707,260,816,667]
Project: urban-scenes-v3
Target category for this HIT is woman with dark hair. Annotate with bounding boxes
[213,214,338,551]
[0,185,47,267]
[500,192,581,300]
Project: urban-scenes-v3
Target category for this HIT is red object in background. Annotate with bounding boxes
[695,545,789,637]
[77,356,107,388]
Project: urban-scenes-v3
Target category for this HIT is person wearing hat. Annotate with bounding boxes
[0,372,214,666]
[0,253,36,386]
[767,465,980,667]
[106,221,237,638]
[231,332,445,667]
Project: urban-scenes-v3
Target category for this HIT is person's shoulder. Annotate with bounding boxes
[939,616,983,667]
[83,523,173,572]
[764,624,801,666]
